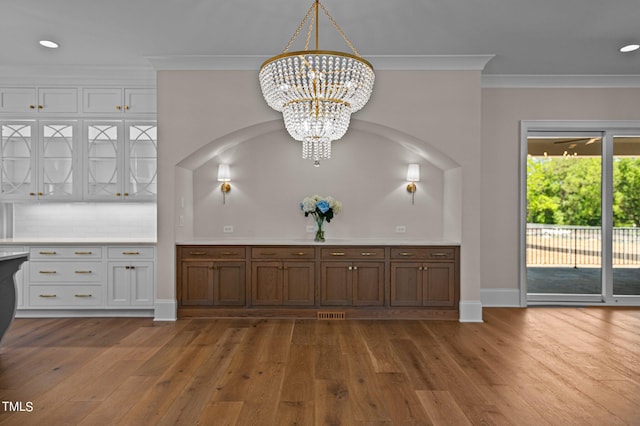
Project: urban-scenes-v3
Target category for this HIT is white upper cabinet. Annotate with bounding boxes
[83,88,156,115]
[84,121,157,201]
[0,87,78,114]
[0,120,79,201]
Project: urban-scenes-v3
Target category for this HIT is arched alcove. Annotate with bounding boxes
[175,119,461,243]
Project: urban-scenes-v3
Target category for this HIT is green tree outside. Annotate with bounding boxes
[527,156,640,227]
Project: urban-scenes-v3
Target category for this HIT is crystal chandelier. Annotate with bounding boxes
[259,0,375,166]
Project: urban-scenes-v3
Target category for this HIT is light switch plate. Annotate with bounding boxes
[223,225,234,233]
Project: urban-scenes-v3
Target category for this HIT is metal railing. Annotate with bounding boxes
[526,224,640,267]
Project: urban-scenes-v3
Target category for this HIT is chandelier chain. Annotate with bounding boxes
[282,2,316,53]
[318,2,360,57]
[282,1,360,57]
[303,11,315,51]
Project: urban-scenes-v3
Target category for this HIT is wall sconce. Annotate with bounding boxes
[406,163,420,205]
[217,164,231,204]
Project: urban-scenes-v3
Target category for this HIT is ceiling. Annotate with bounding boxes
[2,0,639,75]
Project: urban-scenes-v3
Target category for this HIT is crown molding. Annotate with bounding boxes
[0,65,156,87]
[146,54,495,71]
[482,74,640,88]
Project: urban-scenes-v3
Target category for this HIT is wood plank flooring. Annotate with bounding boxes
[0,308,639,425]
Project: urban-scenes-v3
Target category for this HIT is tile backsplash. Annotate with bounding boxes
[13,203,156,238]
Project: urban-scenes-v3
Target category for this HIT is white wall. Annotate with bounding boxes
[158,70,482,318]
[481,88,640,299]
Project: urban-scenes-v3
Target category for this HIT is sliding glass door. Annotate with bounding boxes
[613,136,640,297]
[526,133,603,302]
[521,122,640,305]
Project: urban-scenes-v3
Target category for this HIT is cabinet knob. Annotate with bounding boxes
[29,192,36,196]
[353,266,358,270]
[38,192,43,196]
[124,193,129,196]
[29,105,35,109]
[116,192,121,197]
[125,105,130,110]
[38,105,43,109]
[348,266,353,270]
[116,105,122,110]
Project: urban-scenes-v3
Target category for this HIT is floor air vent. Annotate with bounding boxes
[317,311,346,320]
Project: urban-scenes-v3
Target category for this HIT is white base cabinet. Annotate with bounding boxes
[16,244,154,314]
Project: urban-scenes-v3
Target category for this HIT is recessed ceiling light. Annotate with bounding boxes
[39,40,59,49]
[619,44,639,53]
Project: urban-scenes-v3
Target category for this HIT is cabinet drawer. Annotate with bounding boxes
[29,285,102,307]
[321,247,385,260]
[390,247,456,260]
[178,246,245,260]
[107,247,155,259]
[30,247,102,259]
[29,262,103,282]
[252,247,315,259]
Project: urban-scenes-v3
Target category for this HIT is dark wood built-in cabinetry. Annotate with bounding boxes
[177,244,460,319]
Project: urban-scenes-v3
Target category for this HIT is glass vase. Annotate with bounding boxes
[314,217,326,242]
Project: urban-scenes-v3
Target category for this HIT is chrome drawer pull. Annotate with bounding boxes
[122,251,140,255]
[360,252,376,256]
[430,253,448,257]
[39,270,57,274]
[39,294,57,298]
[75,251,93,255]
[294,252,307,256]
[221,252,238,255]
[39,251,57,255]
[74,294,92,298]
[189,251,207,255]
[399,252,415,256]
[75,270,93,274]
[331,252,345,256]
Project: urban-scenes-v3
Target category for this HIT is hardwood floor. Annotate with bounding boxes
[1,308,639,425]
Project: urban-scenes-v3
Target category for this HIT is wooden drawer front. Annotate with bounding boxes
[30,247,102,260]
[179,246,245,260]
[321,247,385,260]
[29,262,103,282]
[29,285,103,307]
[390,247,456,261]
[252,247,315,260]
[108,247,155,259]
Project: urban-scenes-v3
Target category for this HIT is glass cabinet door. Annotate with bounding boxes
[126,123,157,200]
[1,122,36,199]
[41,122,76,199]
[86,122,122,199]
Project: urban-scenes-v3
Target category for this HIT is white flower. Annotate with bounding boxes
[331,200,342,214]
[301,197,317,213]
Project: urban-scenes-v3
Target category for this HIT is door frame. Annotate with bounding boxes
[519,120,640,307]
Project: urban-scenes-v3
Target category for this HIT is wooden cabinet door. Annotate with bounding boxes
[213,261,245,306]
[423,263,455,307]
[320,262,352,306]
[252,261,282,305]
[282,261,315,306]
[352,262,384,306]
[390,262,423,306]
[180,261,213,306]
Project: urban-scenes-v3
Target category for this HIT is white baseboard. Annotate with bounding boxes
[481,288,521,307]
[459,300,483,322]
[154,299,177,321]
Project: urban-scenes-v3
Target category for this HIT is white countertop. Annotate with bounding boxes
[0,251,29,261]
[0,238,156,245]
[176,238,460,246]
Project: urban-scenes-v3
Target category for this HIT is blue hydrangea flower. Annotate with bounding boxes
[316,200,330,213]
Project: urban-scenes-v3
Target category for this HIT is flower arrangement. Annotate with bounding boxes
[300,195,342,242]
